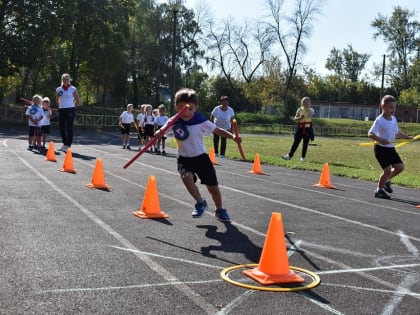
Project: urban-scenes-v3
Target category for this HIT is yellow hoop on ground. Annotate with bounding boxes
[220,264,321,292]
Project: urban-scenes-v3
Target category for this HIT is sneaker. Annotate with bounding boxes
[122,145,126,149]
[59,145,67,152]
[192,199,208,218]
[282,154,291,160]
[215,208,231,222]
[127,145,131,150]
[27,145,33,151]
[220,155,225,158]
[375,189,391,199]
[300,157,305,162]
[162,150,166,155]
[384,181,393,193]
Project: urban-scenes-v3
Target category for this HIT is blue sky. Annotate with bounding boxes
[182,0,420,81]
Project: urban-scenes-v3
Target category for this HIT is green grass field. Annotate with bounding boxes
[199,134,420,189]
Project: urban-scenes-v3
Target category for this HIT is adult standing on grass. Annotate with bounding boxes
[282,96,315,162]
[56,73,80,152]
[210,95,235,158]
[368,95,412,199]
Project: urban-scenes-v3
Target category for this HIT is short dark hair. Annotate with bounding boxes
[175,88,198,105]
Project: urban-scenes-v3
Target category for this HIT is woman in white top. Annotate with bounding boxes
[55,73,80,152]
[210,96,235,157]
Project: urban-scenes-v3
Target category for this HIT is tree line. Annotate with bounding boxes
[0,0,419,120]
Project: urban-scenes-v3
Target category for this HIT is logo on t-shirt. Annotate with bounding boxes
[173,121,189,141]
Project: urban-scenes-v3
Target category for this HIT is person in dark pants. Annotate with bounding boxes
[210,96,235,158]
[56,73,80,152]
[282,96,315,162]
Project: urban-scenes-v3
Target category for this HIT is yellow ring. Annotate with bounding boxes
[220,264,321,292]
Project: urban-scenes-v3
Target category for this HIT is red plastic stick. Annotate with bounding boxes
[123,105,190,169]
[232,119,246,160]
[20,97,32,104]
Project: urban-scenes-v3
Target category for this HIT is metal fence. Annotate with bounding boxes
[0,107,120,128]
[1,107,369,137]
[312,105,380,120]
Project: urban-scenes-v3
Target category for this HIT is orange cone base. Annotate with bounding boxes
[85,183,112,190]
[58,168,77,174]
[313,183,336,189]
[243,267,305,285]
[45,156,57,162]
[248,170,266,175]
[132,210,169,219]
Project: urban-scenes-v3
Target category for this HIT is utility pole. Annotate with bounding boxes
[380,54,385,110]
[170,8,178,116]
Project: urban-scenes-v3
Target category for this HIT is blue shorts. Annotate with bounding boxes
[177,153,218,186]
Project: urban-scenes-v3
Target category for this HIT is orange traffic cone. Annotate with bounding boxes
[209,147,219,165]
[243,212,305,285]
[86,158,111,190]
[44,141,57,162]
[313,162,336,189]
[416,205,420,208]
[249,153,266,175]
[133,175,169,219]
[58,148,76,173]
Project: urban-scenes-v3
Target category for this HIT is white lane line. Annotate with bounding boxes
[316,263,420,275]
[15,155,219,315]
[109,245,224,269]
[381,274,418,315]
[220,186,420,243]
[41,279,222,294]
[398,230,419,257]
[216,290,255,315]
[301,241,377,258]
[322,282,420,298]
[298,291,345,315]
[219,169,420,217]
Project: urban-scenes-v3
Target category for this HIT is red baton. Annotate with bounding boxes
[232,119,246,160]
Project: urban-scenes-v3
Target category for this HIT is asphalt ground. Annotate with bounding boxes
[1,125,419,315]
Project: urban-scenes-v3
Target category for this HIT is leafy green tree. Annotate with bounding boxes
[372,6,420,94]
[325,45,370,82]
[263,0,323,117]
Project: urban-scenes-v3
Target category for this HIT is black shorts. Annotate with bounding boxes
[374,145,403,169]
[120,123,131,135]
[28,126,41,137]
[41,125,50,135]
[177,153,218,186]
[144,124,155,137]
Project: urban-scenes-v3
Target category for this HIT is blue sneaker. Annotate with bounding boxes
[215,208,231,222]
[192,199,207,218]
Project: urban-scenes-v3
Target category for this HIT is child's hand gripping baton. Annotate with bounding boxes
[358,134,420,147]
[123,105,190,169]
[232,119,246,160]
[395,134,420,148]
